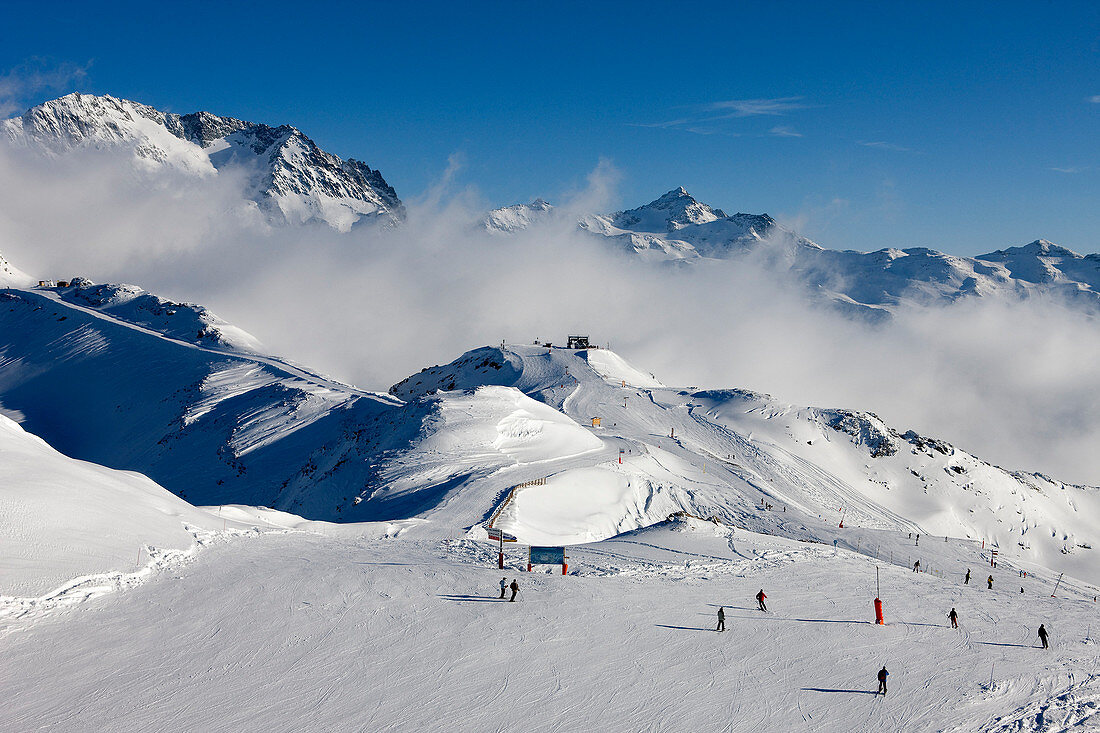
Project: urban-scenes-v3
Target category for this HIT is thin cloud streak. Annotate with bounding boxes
[769,125,803,138]
[633,96,809,134]
[859,140,920,153]
[705,96,808,116]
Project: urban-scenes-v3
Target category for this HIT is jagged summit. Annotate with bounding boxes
[2,93,404,231]
[611,187,726,232]
[482,197,555,234]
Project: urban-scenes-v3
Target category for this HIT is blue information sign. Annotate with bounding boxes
[529,546,566,564]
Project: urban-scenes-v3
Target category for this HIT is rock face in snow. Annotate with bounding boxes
[1,93,404,231]
[485,188,1100,318]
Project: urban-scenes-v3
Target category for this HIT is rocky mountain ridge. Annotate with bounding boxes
[2,93,404,231]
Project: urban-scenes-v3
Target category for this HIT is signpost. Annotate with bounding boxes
[487,527,517,569]
[528,546,568,575]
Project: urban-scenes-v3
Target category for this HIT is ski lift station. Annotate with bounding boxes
[567,335,590,349]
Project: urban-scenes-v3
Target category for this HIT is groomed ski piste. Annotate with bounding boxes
[2,279,1100,732]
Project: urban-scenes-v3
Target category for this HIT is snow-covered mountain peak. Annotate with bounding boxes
[2,93,404,231]
[482,198,556,234]
[611,187,726,233]
[980,239,1084,261]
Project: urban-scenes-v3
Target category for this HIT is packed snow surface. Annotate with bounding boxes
[1,517,1097,732]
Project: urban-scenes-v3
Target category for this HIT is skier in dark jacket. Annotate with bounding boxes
[1038,624,1048,649]
[499,577,508,599]
[965,569,971,584]
[913,560,921,572]
[987,575,994,590]
[509,579,519,602]
[716,607,725,632]
[877,666,889,696]
[948,608,958,628]
[756,589,767,612]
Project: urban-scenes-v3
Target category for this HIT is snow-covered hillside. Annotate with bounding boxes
[391,343,1100,587]
[0,250,33,287]
[0,413,219,596]
[2,269,1097,584]
[486,188,1100,318]
[0,285,405,518]
[1,93,404,230]
[2,282,1099,731]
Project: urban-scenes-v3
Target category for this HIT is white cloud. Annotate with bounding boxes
[0,59,90,118]
[859,140,918,153]
[769,125,803,138]
[1088,95,1100,104]
[0,150,1097,486]
[706,97,807,117]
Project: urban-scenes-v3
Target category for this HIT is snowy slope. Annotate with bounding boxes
[1,517,1097,732]
[392,344,1100,586]
[57,278,262,350]
[0,285,404,519]
[1,93,404,230]
[485,188,1100,317]
[0,250,33,287]
[2,271,1096,585]
[0,413,218,596]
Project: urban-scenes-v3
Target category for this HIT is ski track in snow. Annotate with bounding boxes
[1,520,1099,731]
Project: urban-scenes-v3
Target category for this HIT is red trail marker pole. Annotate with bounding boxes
[874,566,885,625]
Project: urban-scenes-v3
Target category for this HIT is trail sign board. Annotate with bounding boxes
[486,527,516,542]
[529,546,566,564]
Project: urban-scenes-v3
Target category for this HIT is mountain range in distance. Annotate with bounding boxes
[4,93,1097,320]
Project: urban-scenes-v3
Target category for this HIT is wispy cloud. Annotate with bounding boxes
[769,125,803,138]
[1089,95,1100,104]
[859,140,919,153]
[1050,166,1088,174]
[0,58,91,117]
[631,96,809,135]
[705,97,808,117]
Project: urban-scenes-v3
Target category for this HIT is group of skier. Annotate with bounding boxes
[498,577,520,602]
[706,579,1054,697]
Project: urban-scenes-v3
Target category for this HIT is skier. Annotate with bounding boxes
[877,665,889,696]
[913,560,921,572]
[987,575,994,590]
[965,569,971,585]
[916,534,920,546]
[498,577,508,599]
[716,606,726,632]
[1038,624,1048,649]
[756,589,768,612]
[948,608,958,628]
[509,579,519,602]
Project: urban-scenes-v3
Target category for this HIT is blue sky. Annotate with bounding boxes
[1,1,1097,254]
